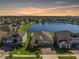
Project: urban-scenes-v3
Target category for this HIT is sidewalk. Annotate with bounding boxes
[12,55,36,57]
[3,54,79,59]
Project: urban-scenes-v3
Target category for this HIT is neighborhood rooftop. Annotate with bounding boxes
[30,31,54,48]
[55,30,79,43]
[0,25,10,32]
[31,32,53,44]
[54,30,79,49]
[0,31,8,40]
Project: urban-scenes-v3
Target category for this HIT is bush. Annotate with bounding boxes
[8,53,12,58]
[35,51,40,58]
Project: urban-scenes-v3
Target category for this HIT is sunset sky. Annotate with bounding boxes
[0,0,79,16]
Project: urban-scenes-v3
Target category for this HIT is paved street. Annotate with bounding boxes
[0,53,79,59]
[6,54,79,59]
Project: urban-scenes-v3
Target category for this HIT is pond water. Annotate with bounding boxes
[27,23,79,33]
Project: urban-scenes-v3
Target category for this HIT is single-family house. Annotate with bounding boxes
[54,30,79,49]
[30,32,54,49]
[0,31,22,51]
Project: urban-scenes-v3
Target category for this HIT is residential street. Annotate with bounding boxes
[0,54,79,59]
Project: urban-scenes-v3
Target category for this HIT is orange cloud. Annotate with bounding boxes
[0,6,79,16]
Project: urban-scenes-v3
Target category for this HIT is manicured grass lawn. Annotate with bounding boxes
[6,57,42,59]
[11,48,34,55]
[58,56,76,59]
[50,32,54,37]
[18,22,35,31]
[11,32,35,55]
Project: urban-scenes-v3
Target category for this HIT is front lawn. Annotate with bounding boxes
[58,56,76,59]
[6,57,42,59]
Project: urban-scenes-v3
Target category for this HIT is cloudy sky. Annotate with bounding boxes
[0,0,79,16]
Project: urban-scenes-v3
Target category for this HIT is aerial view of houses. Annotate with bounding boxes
[0,16,79,59]
[0,0,79,59]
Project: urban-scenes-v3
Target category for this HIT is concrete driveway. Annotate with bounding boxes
[42,48,58,59]
[42,55,58,59]
[42,48,53,54]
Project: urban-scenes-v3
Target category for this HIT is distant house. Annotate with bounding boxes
[21,21,25,25]
[0,25,10,32]
[8,24,17,31]
[0,31,8,46]
[54,30,79,49]
[30,32,54,49]
[0,20,5,25]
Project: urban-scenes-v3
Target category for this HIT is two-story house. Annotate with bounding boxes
[54,30,79,49]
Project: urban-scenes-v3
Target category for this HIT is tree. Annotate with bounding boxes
[9,52,12,58]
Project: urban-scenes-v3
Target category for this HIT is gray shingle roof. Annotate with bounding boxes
[31,32,53,45]
[55,30,79,43]
[0,25,10,32]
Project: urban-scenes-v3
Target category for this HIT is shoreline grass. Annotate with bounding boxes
[18,22,35,31]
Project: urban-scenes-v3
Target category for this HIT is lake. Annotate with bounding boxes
[27,23,79,33]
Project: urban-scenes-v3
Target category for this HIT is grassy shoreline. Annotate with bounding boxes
[18,22,35,31]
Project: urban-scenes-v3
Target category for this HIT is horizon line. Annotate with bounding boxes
[0,15,79,17]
